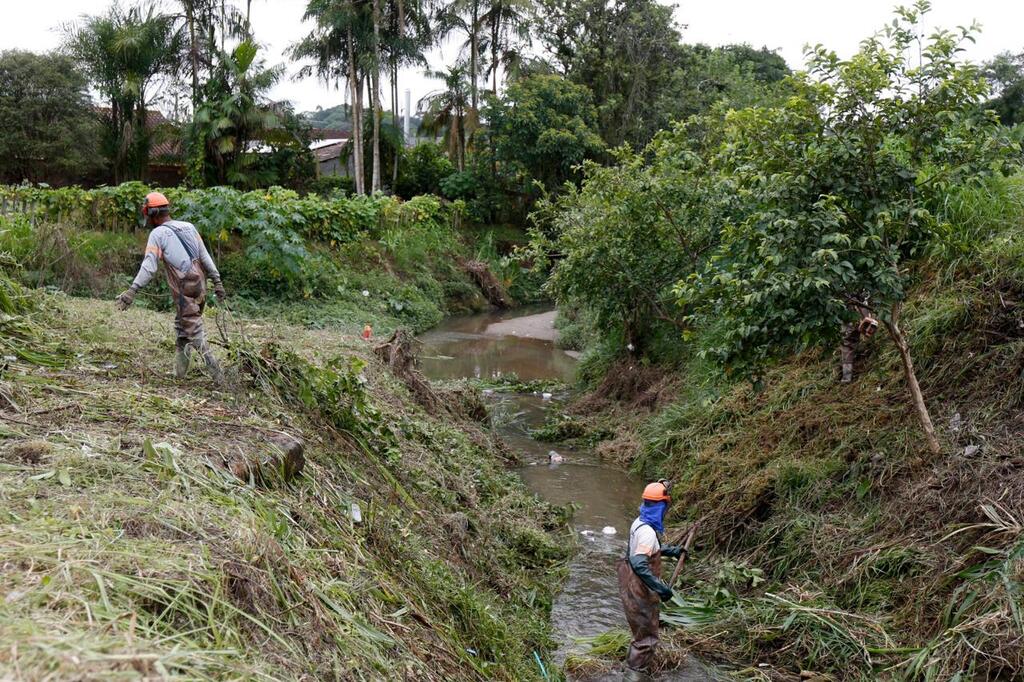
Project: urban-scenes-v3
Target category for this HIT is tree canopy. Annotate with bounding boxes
[0,51,104,185]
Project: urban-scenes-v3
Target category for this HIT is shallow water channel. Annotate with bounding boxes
[419,308,719,681]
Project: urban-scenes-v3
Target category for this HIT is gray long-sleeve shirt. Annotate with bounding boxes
[131,220,221,291]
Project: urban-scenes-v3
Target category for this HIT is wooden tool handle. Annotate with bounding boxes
[668,520,701,588]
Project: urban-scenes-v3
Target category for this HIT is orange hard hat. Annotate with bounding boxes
[642,480,671,502]
[142,191,170,213]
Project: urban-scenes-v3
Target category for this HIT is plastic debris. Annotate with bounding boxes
[963,444,980,457]
[949,412,962,432]
[350,502,363,524]
[548,451,564,464]
[602,526,617,535]
[362,290,370,297]
[541,392,553,401]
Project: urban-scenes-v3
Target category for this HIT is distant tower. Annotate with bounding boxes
[404,89,412,145]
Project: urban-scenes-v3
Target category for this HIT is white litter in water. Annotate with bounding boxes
[350,502,363,524]
[580,530,594,536]
[541,392,553,401]
[602,526,617,536]
[548,451,563,463]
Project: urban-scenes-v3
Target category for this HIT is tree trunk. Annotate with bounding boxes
[491,12,499,95]
[188,6,200,106]
[371,0,382,193]
[470,0,479,111]
[885,304,941,456]
[392,59,400,190]
[355,75,365,193]
[346,26,364,194]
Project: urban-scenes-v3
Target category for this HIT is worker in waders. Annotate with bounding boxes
[840,304,879,383]
[618,479,686,680]
[115,192,226,385]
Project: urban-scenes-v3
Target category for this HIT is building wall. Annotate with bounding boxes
[317,155,355,178]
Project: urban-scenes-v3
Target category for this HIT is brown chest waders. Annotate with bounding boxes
[164,228,222,384]
[618,522,664,673]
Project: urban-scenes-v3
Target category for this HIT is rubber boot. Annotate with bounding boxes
[841,363,853,383]
[175,343,190,379]
[194,332,225,386]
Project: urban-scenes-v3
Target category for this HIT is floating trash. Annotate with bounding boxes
[548,451,563,464]
[541,392,553,401]
[602,526,617,536]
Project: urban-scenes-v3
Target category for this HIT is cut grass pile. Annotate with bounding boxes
[0,294,570,680]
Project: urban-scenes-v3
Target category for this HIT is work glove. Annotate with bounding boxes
[661,544,687,559]
[115,287,136,311]
[628,553,674,601]
[213,281,228,301]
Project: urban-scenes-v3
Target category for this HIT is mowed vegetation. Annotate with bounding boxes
[0,267,571,679]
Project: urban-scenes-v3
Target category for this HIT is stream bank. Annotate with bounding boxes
[420,308,721,681]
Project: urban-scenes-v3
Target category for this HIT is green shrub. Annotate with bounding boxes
[396,142,455,198]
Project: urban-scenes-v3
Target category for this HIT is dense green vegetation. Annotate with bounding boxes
[0,51,104,186]
[0,183,521,333]
[537,4,1024,679]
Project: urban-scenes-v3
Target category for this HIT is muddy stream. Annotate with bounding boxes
[419,308,719,681]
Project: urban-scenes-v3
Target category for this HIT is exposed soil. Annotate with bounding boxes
[484,310,560,341]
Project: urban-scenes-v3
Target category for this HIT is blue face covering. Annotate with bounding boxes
[638,500,667,533]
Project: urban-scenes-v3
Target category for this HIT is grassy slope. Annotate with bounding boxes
[558,179,1024,680]
[0,293,569,680]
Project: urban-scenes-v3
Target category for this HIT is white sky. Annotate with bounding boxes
[2,0,1022,116]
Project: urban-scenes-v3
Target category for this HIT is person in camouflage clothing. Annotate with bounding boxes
[116,192,226,385]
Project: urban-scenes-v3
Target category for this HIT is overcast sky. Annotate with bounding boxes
[2,0,1022,116]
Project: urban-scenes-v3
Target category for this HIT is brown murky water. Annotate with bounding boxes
[419,308,719,681]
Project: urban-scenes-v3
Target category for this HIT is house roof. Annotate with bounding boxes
[313,141,348,162]
[95,107,182,160]
[309,128,351,142]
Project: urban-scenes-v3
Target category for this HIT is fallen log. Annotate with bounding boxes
[461,259,513,308]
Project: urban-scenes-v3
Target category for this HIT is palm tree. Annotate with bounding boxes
[190,39,283,186]
[64,2,183,183]
[479,0,532,95]
[170,0,248,109]
[293,0,372,194]
[419,64,474,171]
[382,0,432,187]
[436,0,484,111]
